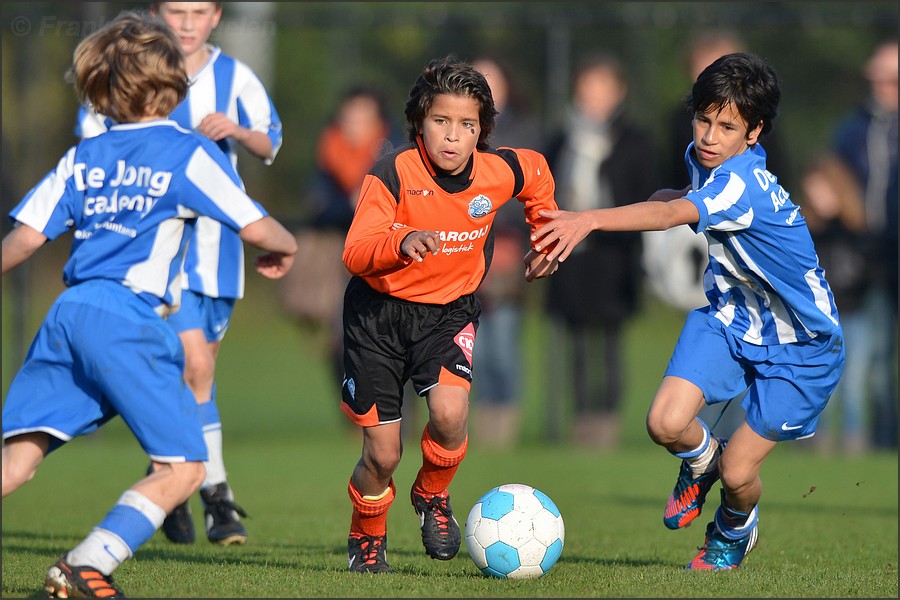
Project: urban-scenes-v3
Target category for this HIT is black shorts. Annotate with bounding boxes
[340,276,481,427]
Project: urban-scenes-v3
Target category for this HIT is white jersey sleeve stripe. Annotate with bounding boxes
[15,149,76,233]
[185,148,265,228]
[702,172,746,220]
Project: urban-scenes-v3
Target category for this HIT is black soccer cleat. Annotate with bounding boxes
[411,488,461,560]
[347,534,394,573]
[44,557,126,598]
[200,482,249,545]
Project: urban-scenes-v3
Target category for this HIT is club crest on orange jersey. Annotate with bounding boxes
[468,195,492,218]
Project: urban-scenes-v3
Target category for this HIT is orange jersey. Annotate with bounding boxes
[343,137,558,304]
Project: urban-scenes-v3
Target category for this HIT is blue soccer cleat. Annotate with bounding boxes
[685,520,758,571]
[663,437,725,530]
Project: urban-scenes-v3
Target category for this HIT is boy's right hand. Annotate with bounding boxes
[401,230,441,262]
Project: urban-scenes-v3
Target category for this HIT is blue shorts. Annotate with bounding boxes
[166,290,236,342]
[2,280,207,462]
[665,309,845,441]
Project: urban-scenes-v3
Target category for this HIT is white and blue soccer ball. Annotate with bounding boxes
[464,483,565,579]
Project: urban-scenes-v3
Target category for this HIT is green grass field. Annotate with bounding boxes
[2,266,898,597]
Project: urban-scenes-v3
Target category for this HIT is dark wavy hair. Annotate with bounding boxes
[687,52,780,139]
[404,55,498,150]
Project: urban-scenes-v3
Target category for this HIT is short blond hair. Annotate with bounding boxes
[70,10,188,123]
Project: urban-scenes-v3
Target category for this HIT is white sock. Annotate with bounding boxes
[66,529,131,576]
[689,435,720,478]
[203,427,227,488]
[66,491,165,576]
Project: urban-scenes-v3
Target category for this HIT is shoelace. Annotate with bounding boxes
[697,533,738,560]
[210,498,249,520]
[85,573,122,598]
[424,496,453,536]
[349,536,386,567]
[67,567,123,598]
[361,537,385,565]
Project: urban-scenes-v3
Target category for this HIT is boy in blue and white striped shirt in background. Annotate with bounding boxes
[77,2,284,547]
[528,51,844,571]
[2,11,296,597]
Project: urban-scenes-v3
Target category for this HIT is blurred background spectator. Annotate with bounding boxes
[280,85,399,398]
[662,29,791,189]
[541,53,660,449]
[797,154,869,453]
[469,56,543,449]
[830,38,898,451]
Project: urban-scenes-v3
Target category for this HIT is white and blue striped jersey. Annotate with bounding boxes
[10,120,268,314]
[76,46,282,299]
[683,142,840,345]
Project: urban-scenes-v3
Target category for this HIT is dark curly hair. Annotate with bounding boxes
[404,55,498,150]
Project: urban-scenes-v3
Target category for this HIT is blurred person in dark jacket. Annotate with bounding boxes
[830,39,898,450]
[542,53,660,448]
[798,154,870,453]
[469,56,543,448]
[281,85,399,394]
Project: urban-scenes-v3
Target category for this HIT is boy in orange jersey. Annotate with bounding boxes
[340,54,560,573]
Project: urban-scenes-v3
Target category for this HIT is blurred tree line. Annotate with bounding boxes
[2,1,897,227]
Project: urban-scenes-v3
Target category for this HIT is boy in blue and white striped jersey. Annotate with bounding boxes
[77,2,283,546]
[528,52,844,571]
[2,11,296,597]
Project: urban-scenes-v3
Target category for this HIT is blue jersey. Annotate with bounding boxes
[10,120,268,314]
[683,142,840,345]
[76,46,282,299]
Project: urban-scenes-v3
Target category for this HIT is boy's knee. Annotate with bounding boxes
[645,410,684,446]
[364,449,402,479]
[718,455,755,493]
[1,462,37,496]
[170,461,206,494]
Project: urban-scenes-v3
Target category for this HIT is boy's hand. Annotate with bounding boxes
[254,252,295,279]
[401,230,441,262]
[530,209,593,265]
[197,112,243,142]
[523,247,560,282]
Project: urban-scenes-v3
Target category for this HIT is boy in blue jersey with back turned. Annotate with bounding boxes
[528,52,844,571]
[1,11,297,597]
[77,2,283,546]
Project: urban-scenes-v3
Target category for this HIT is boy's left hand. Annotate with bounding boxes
[523,248,560,282]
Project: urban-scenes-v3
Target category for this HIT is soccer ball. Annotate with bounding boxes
[464,483,565,579]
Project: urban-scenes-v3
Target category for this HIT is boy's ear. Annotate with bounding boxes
[746,121,764,145]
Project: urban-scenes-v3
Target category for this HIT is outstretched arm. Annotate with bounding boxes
[2,224,47,275]
[530,198,700,266]
[239,216,298,279]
